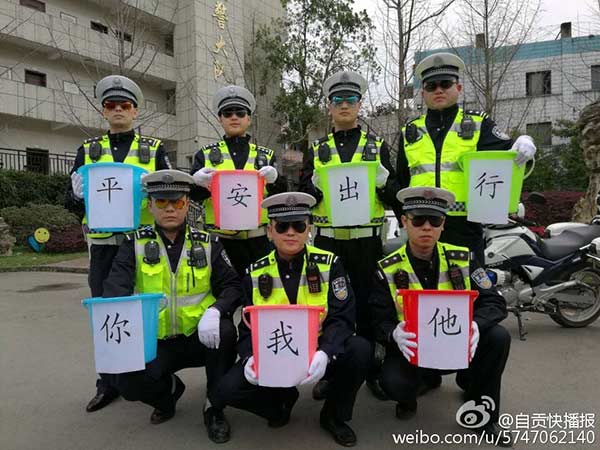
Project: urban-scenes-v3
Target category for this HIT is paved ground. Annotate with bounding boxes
[1,271,599,450]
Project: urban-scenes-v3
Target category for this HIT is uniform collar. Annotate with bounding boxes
[223,134,251,145]
[155,223,187,246]
[275,247,306,271]
[331,125,361,139]
[426,103,459,122]
[107,128,135,143]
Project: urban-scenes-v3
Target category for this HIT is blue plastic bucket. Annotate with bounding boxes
[78,162,148,232]
[82,293,163,363]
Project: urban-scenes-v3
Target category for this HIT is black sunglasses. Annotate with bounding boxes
[423,79,457,92]
[220,109,248,119]
[274,221,308,234]
[407,215,445,228]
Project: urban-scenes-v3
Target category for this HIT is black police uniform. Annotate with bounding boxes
[101,225,241,415]
[369,243,511,422]
[395,104,513,262]
[64,129,171,402]
[190,135,287,277]
[210,248,371,429]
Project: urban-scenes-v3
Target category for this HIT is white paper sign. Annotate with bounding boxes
[416,293,471,370]
[326,164,371,226]
[467,159,513,224]
[256,309,310,387]
[87,165,135,230]
[91,299,146,374]
[215,171,260,230]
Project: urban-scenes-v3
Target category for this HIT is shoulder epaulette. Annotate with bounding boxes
[139,136,158,147]
[83,135,103,144]
[135,227,157,240]
[312,136,329,148]
[366,132,383,143]
[379,252,403,269]
[251,255,271,271]
[200,142,220,152]
[308,252,333,265]
[189,228,210,243]
[464,109,488,119]
[256,146,274,157]
[444,248,470,261]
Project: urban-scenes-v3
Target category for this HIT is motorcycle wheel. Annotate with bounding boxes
[549,268,600,327]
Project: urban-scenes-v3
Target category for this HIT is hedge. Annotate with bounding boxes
[0,170,69,209]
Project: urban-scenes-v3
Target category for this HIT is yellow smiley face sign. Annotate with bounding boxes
[34,227,50,243]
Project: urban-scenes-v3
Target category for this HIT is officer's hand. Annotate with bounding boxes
[392,321,417,361]
[376,163,390,188]
[71,172,84,200]
[258,165,278,184]
[470,321,480,361]
[244,356,259,385]
[299,350,328,385]
[197,307,221,349]
[512,135,536,166]
[192,167,216,189]
[311,172,321,191]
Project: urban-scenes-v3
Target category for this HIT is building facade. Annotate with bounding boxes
[0,0,283,173]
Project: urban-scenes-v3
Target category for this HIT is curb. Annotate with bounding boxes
[0,266,89,274]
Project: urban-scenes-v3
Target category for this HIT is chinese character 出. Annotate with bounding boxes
[475,172,504,199]
[213,2,228,30]
[213,35,228,57]
[96,176,123,203]
[339,176,359,201]
[267,321,299,356]
[427,307,462,337]
[100,312,131,344]
[227,183,252,207]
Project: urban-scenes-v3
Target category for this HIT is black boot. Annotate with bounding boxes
[204,407,231,444]
[365,378,389,401]
[86,379,119,413]
[268,390,299,428]
[395,400,417,420]
[150,375,185,425]
[312,379,330,401]
[319,407,357,447]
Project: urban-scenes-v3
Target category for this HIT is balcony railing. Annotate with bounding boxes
[0,147,75,175]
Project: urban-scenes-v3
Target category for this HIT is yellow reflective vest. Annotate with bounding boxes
[378,242,471,321]
[134,226,216,339]
[402,109,484,216]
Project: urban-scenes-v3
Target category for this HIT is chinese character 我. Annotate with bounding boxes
[267,321,299,356]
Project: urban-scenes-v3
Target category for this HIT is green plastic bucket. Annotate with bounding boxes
[458,151,527,214]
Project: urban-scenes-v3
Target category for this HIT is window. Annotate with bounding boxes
[20,0,45,13]
[116,30,132,43]
[60,12,77,24]
[25,69,47,87]
[63,80,79,95]
[592,65,600,91]
[526,122,552,147]
[166,89,176,115]
[90,21,108,34]
[25,148,49,174]
[0,66,12,80]
[164,33,174,56]
[526,71,551,96]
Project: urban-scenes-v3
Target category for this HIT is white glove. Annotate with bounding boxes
[300,350,329,385]
[470,321,480,361]
[512,135,536,166]
[392,321,418,361]
[311,172,321,190]
[376,163,390,188]
[244,356,258,385]
[258,165,278,184]
[192,166,216,189]
[197,307,221,349]
[71,172,84,199]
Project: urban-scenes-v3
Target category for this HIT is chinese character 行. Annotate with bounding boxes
[267,321,299,356]
[475,172,504,199]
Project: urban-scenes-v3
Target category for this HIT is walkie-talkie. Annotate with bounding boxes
[405,123,418,143]
[448,265,466,290]
[362,139,377,161]
[189,244,207,268]
[89,141,102,162]
[306,262,322,294]
[318,142,331,163]
[208,146,223,165]
[459,115,475,140]
[143,241,160,264]
[258,274,273,298]
[393,270,409,290]
[138,140,150,164]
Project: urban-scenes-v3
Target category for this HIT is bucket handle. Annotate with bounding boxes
[523,157,535,180]
[242,307,251,329]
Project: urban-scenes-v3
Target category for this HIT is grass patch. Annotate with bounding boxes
[0,246,87,268]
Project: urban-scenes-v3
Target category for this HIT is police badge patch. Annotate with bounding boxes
[491,126,510,140]
[332,277,348,301]
[471,268,493,290]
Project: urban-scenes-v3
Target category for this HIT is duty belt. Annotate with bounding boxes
[316,226,381,240]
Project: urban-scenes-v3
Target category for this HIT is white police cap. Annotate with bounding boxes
[213,85,256,115]
[415,52,465,83]
[323,70,367,99]
[142,170,195,200]
[262,192,316,222]
[397,187,455,217]
[95,75,143,107]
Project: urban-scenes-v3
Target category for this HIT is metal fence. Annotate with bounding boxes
[0,147,75,175]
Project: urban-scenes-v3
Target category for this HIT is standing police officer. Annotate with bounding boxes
[102,170,241,443]
[65,75,171,412]
[369,187,512,447]
[190,85,287,277]
[210,193,370,447]
[299,71,401,400]
[396,53,536,262]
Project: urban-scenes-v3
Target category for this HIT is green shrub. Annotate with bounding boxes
[0,203,80,244]
[0,170,70,209]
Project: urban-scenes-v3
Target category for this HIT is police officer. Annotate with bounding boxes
[65,75,171,412]
[190,85,287,277]
[210,193,371,447]
[299,70,401,401]
[369,187,512,447]
[101,170,241,443]
[396,52,537,262]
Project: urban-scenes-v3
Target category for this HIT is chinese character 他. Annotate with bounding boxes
[339,176,359,202]
[100,312,131,344]
[427,307,462,337]
[475,172,505,199]
[212,35,228,57]
[226,183,252,207]
[96,176,124,203]
[213,2,228,30]
[267,321,299,356]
